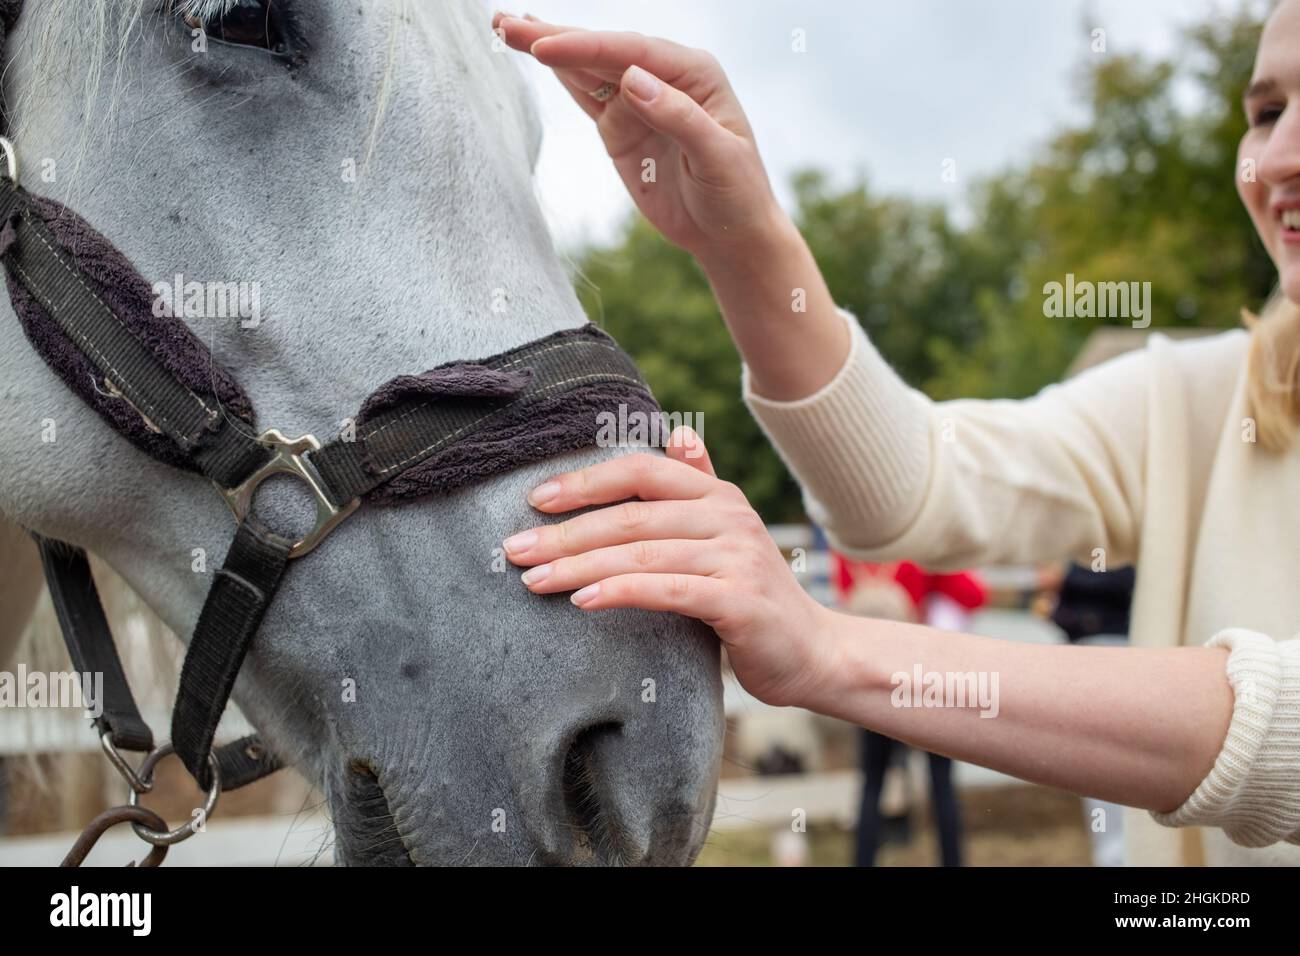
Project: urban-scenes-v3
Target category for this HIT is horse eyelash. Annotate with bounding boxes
[167,0,244,22]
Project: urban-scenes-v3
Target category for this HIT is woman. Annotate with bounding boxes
[493,3,1300,865]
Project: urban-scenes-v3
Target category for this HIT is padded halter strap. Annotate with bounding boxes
[0,186,273,487]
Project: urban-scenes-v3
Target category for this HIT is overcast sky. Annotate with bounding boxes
[514,0,1261,248]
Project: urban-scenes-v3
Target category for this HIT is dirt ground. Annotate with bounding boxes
[695,784,1094,866]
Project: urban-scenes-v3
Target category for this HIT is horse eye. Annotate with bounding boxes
[179,0,290,56]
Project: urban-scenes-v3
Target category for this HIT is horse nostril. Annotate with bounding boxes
[338,758,415,866]
[348,758,378,780]
[560,722,624,862]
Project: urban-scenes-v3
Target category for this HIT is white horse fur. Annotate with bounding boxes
[0,0,723,865]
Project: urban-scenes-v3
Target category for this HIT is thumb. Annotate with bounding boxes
[620,65,735,178]
[666,426,715,476]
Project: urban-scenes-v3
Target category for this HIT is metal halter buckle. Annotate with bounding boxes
[0,135,17,182]
[218,428,359,559]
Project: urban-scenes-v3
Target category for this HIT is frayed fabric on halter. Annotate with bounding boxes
[0,195,256,473]
[362,365,660,504]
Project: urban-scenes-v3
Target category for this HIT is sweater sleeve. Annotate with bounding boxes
[741,308,933,545]
[1151,630,1300,847]
[744,308,1155,568]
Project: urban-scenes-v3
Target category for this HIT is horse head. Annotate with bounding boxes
[0,0,723,865]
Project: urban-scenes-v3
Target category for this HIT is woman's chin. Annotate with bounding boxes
[1284,271,1300,307]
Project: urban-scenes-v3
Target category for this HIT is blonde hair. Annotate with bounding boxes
[1245,291,1300,450]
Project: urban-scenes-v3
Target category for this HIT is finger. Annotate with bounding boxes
[530,30,706,88]
[521,539,719,595]
[665,426,714,477]
[494,16,615,116]
[569,573,730,621]
[495,13,581,53]
[617,65,737,179]
[504,499,720,565]
[526,452,716,514]
[555,69,617,120]
[497,16,628,87]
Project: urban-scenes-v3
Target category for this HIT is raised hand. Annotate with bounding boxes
[493,13,785,261]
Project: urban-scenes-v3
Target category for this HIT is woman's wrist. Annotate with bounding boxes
[693,210,851,402]
[792,605,876,716]
[798,609,904,725]
[692,203,803,283]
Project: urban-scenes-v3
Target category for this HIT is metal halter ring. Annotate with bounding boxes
[127,743,222,847]
[218,428,360,559]
[0,136,17,182]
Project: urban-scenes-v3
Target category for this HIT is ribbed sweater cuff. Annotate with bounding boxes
[742,309,931,546]
[1151,630,1300,847]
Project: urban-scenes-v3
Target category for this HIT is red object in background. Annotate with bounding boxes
[831,553,987,613]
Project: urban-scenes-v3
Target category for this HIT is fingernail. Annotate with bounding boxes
[528,481,561,507]
[624,66,660,102]
[521,564,551,586]
[503,531,538,554]
[571,584,600,607]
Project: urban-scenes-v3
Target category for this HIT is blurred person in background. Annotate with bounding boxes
[1048,564,1137,866]
[838,556,986,866]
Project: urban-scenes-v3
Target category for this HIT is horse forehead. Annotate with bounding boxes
[404,0,543,167]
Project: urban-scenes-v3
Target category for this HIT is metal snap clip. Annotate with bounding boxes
[126,743,222,847]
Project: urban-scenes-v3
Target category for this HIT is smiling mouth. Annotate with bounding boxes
[1283,209,1300,230]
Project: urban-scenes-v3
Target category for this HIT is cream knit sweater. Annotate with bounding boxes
[744,310,1300,866]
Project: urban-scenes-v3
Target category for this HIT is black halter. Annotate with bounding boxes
[0,0,659,864]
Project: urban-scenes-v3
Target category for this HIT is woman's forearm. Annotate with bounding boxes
[695,214,851,402]
[807,608,1235,812]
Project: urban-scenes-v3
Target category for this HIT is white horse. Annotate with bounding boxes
[0,0,723,865]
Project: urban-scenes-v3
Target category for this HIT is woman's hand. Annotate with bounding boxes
[502,428,837,707]
[492,12,788,263]
[492,12,850,402]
